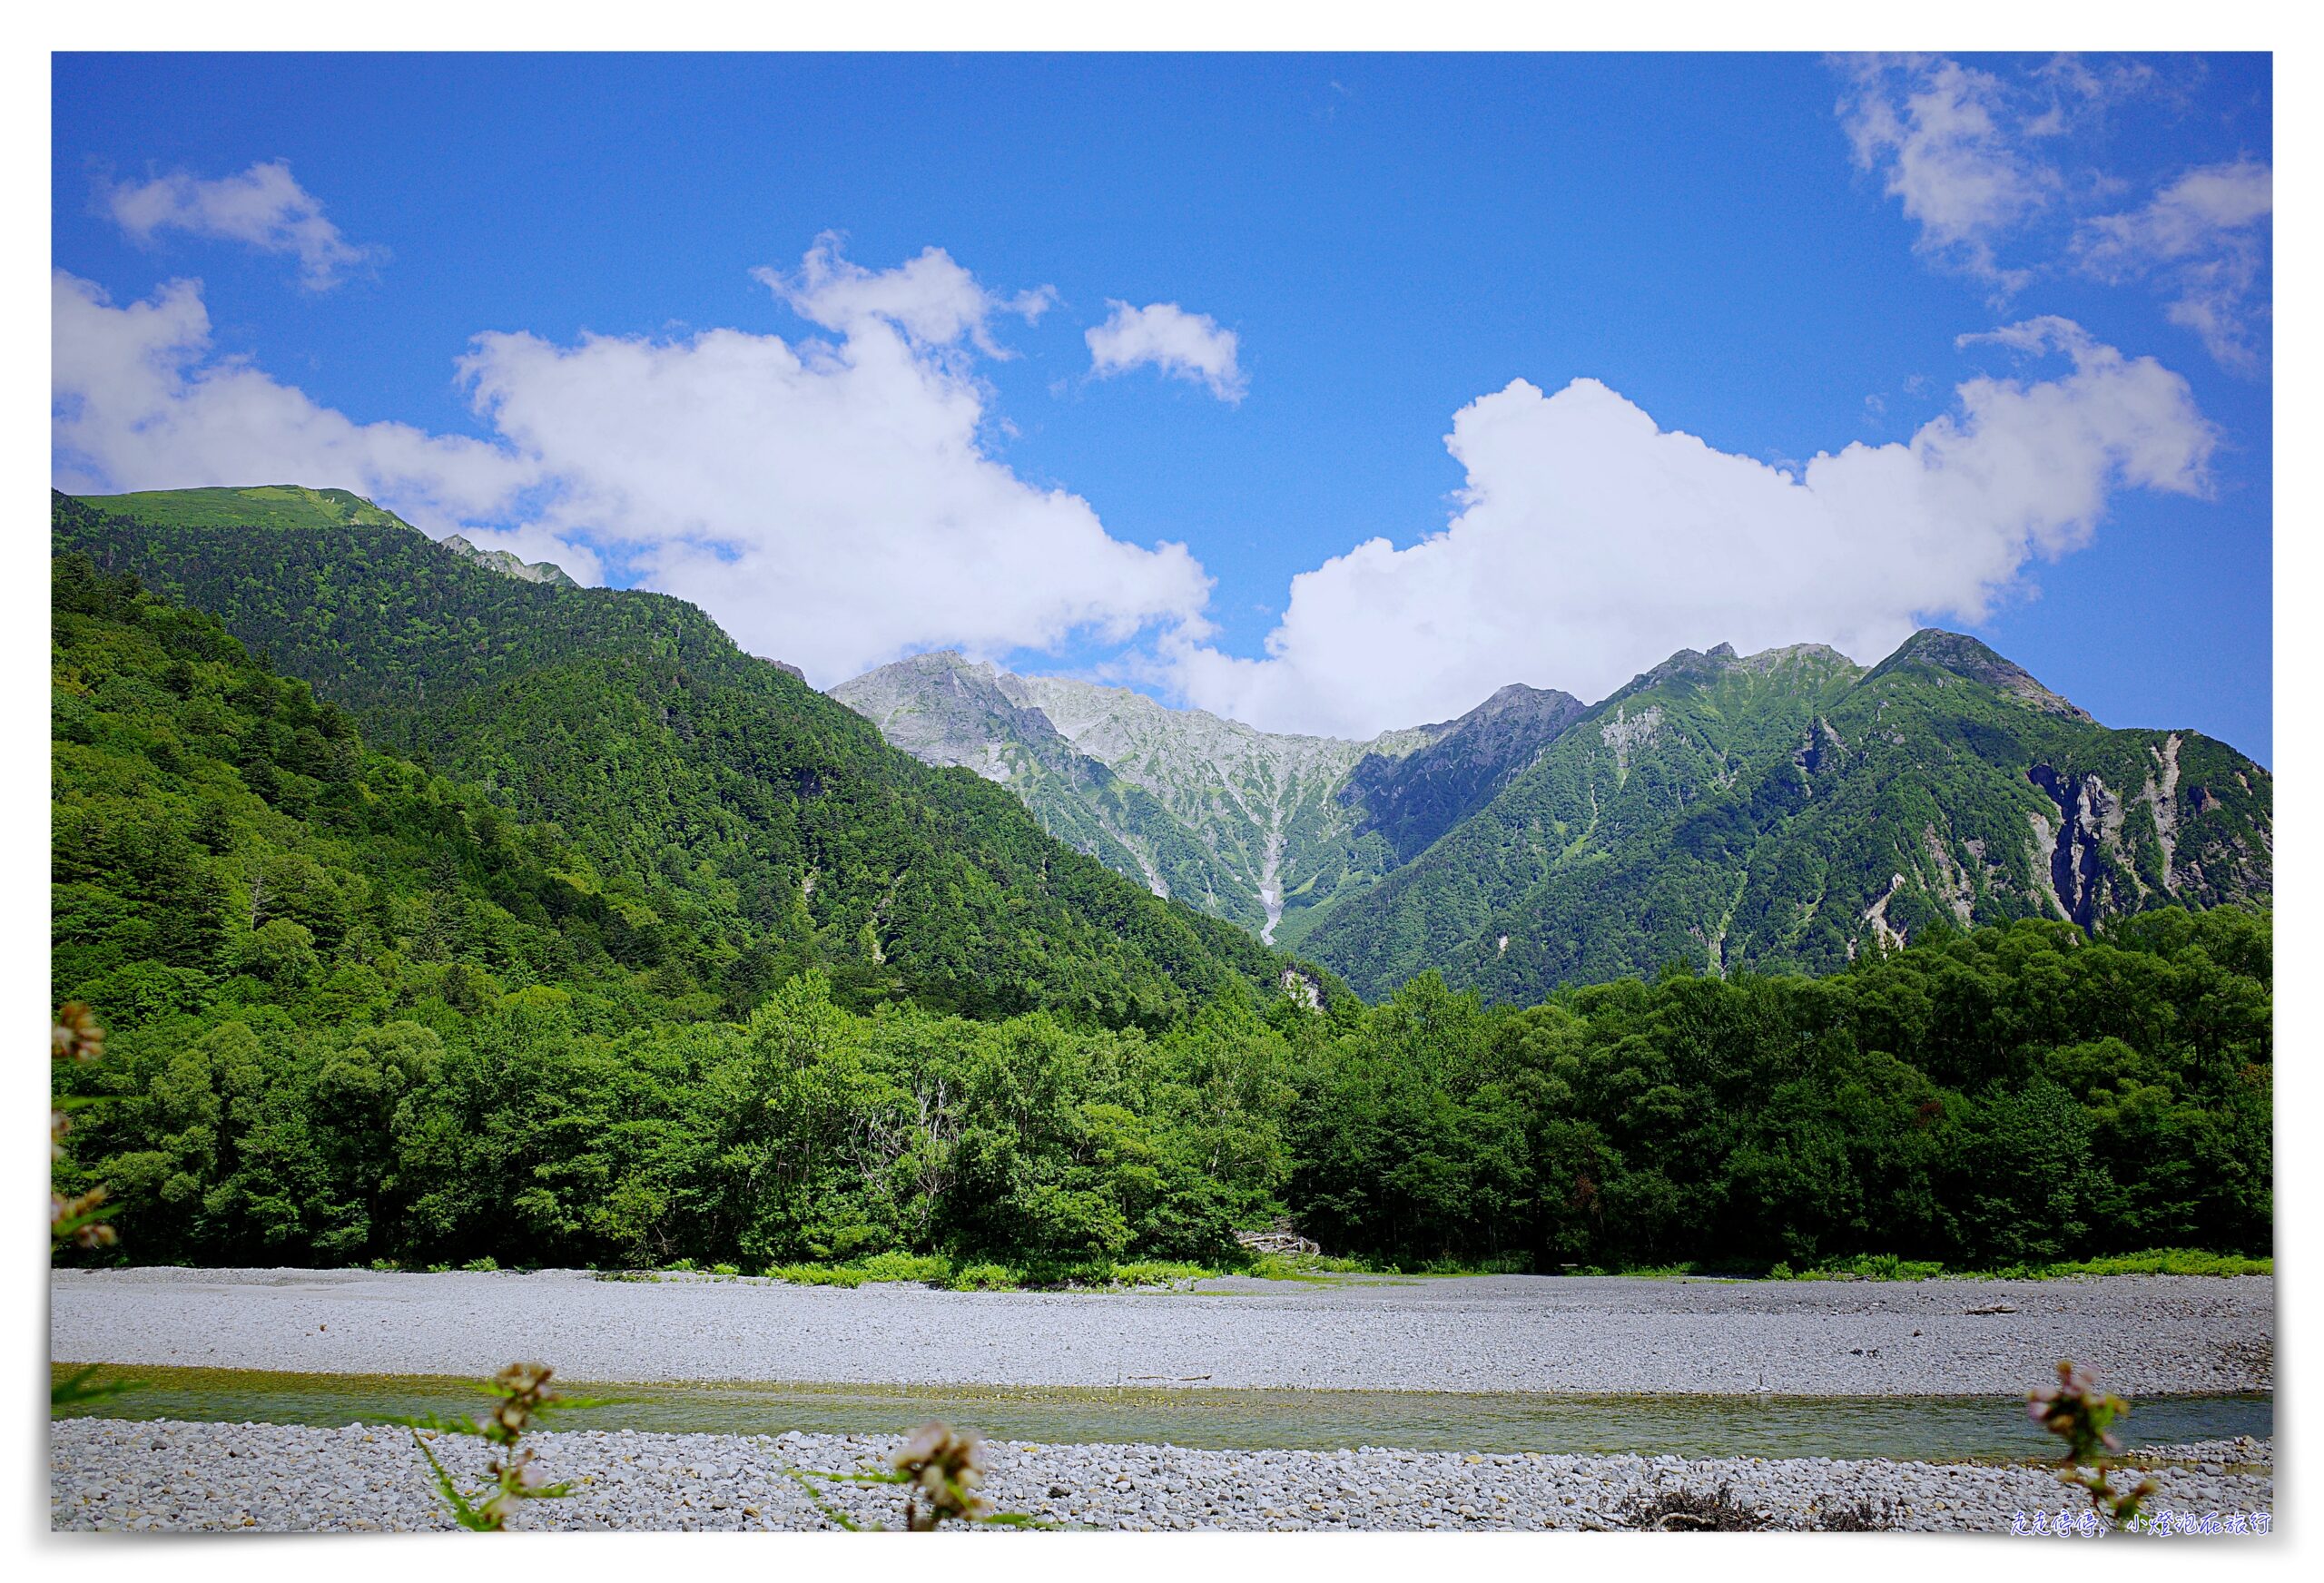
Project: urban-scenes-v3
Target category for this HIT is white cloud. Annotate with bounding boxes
[103,161,381,290]
[2075,160,2272,371]
[53,240,2222,744]
[52,270,541,542]
[1834,56,2270,372]
[753,233,1054,359]
[1166,318,2213,739]
[1836,54,2058,292]
[51,245,1210,682]
[1086,301,1246,401]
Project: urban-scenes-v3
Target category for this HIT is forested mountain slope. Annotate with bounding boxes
[47,517,2273,1275]
[53,552,693,1025]
[1303,635,2273,1001]
[837,654,1443,940]
[53,489,1330,1025]
[827,653,1224,917]
[837,655,1588,946]
[1339,682,1590,865]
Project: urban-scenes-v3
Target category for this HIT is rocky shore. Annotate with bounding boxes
[50,1418,2275,1533]
[50,1267,2276,1395]
[53,1268,2275,1534]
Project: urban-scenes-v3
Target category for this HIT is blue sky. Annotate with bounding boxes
[52,52,2273,760]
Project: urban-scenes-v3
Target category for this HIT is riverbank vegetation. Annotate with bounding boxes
[52,556,2271,1277]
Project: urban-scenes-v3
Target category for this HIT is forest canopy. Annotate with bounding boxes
[51,546,2271,1274]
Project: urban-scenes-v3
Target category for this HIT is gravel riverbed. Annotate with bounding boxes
[50,1418,2275,1533]
[50,1268,2276,1395]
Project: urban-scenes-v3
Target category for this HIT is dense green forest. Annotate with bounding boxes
[51,552,2270,1272]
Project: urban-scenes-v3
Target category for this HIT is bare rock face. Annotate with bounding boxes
[439,533,578,587]
[832,651,1068,782]
[833,654,1246,916]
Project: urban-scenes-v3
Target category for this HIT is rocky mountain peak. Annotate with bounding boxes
[1871,629,2095,722]
[1344,680,1590,866]
[1734,641,1859,676]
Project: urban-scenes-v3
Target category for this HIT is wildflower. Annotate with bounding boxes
[52,1187,116,1247]
[2025,1360,2154,1525]
[891,1421,990,1530]
[51,1005,116,1249]
[399,1361,594,1531]
[53,1003,103,1065]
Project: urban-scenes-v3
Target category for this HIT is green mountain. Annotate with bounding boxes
[835,654,1482,942]
[1303,635,2274,1001]
[1340,682,1590,864]
[52,488,1332,1027]
[70,484,411,534]
[827,653,1229,912]
[53,550,685,1027]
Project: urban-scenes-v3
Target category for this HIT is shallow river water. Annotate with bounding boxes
[51,1364,2270,1462]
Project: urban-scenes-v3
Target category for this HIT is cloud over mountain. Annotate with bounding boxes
[52,270,537,537]
[51,245,1210,683]
[1166,318,2214,738]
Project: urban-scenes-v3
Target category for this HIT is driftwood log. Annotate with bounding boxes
[1234,1228,1322,1257]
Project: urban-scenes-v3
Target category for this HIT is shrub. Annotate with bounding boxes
[763,1263,865,1287]
[853,1252,952,1284]
[1618,1483,1774,1531]
[947,1263,1015,1291]
[2027,1361,2156,1526]
[1107,1261,1215,1287]
[394,1362,606,1531]
[1245,1252,1368,1281]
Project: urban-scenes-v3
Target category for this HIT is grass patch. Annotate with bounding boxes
[760,1262,871,1288]
[1773,1254,1947,1283]
[946,1262,1015,1291]
[1241,1252,1371,1282]
[753,1254,1225,1292]
[1105,1260,1217,1287]
[1765,1248,2270,1282]
[1985,1249,2272,1279]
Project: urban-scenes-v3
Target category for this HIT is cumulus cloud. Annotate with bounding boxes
[1834,56,2271,370]
[51,244,1209,683]
[2075,160,2273,371]
[52,270,541,541]
[102,161,382,290]
[753,234,1054,359]
[1086,300,1246,401]
[1836,54,2058,291]
[1166,318,2214,738]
